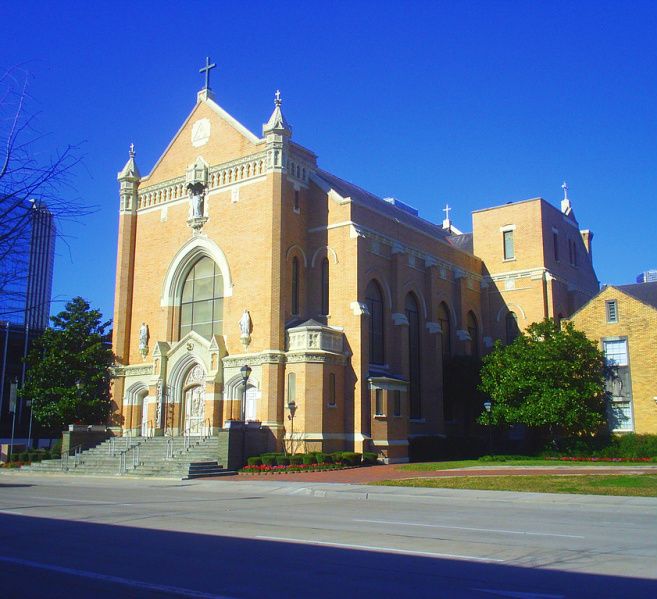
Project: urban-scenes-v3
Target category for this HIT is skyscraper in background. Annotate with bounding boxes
[0,201,56,329]
[636,270,657,283]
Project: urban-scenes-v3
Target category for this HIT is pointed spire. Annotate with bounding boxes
[263,89,291,136]
[561,181,572,215]
[118,143,141,181]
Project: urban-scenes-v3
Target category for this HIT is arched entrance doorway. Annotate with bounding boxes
[182,364,207,435]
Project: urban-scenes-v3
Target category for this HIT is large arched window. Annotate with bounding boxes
[320,257,329,316]
[180,256,224,340]
[505,311,519,344]
[438,302,451,358]
[291,257,300,315]
[406,293,421,419]
[365,281,385,364]
[467,311,479,357]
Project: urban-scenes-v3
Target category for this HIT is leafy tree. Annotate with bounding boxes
[21,297,114,429]
[479,319,607,444]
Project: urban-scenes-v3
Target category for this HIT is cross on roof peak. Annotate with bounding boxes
[561,181,569,200]
[199,56,217,91]
[129,142,135,158]
[275,89,282,107]
[443,203,452,220]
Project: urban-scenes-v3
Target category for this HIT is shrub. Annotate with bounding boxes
[322,454,334,464]
[247,457,263,466]
[50,440,62,457]
[362,452,378,465]
[289,454,304,465]
[276,456,290,466]
[331,451,343,462]
[19,451,30,462]
[302,454,317,465]
[314,452,328,463]
[261,455,277,466]
[340,452,361,466]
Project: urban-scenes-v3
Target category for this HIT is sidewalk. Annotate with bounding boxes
[211,463,657,484]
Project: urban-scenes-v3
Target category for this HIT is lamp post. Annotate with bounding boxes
[239,365,251,465]
[287,400,297,455]
[8,378,18,461]
[483,400,493,454]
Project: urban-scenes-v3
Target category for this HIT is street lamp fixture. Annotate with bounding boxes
[287,399,298,455]
[239,365,252,422]
[483,400,493,454]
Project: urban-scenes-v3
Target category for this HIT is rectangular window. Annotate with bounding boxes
[287,372,296,405]
[375,389,384,416]
[393,390,401,417]
[503,230,515,260]
[293,189,300,212]
[603,339,633,432]
[606,300,618,324]
[603,338,627,366]
[553,232,559,261]
[328,373,336,407]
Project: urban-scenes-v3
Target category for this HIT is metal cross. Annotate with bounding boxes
[443,203,451,220]
[129,142,135,157]
[561,181,569,200]
[199,57,217,90]
[275,89,282,106]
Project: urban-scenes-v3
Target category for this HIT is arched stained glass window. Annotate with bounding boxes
[180,256,224,340]
[321,257,329,316]
[467,311,479,357]
[406,294,421,419]
[438,302,451,357]
[365,281,385,364]
[505,311,519,344]
[291,257,300,315]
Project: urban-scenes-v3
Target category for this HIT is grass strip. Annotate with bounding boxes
[399,459,657,471]
[371,474,657,497]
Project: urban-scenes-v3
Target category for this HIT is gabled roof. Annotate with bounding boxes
[314,169,451,241]
[447,232,473,254]
[616,281,657,310]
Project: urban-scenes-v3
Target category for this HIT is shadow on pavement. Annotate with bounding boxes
[0,513,655,598]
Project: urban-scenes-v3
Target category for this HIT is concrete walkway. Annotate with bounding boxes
[213,463,657,484]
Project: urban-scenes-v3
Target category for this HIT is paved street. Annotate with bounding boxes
[1,472,656,598]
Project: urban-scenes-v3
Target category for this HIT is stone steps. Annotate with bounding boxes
[21,434,235,479]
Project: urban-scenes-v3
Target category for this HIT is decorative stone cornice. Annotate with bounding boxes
[425,321,441,334]
[222,351,287,368]
[287,323,344,354]
[286,351,347,365]
[456,329,471,341]
[351,301,370,316]
[392,313,409,326]
[112,363,154,378]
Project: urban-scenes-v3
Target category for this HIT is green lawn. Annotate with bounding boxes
[399,459,656,471]
[372,474,657,497]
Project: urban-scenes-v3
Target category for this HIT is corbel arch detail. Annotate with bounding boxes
[310,245,339,268]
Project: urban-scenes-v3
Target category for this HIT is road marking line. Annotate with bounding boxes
[473,589,564,598]
[353,519,585,539]
[0,555,234,599]
[25,495,111,505]
[255,535,503,562]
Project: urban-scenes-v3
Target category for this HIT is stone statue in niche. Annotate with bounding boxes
[239,310,252,348]
[187,182,206,219]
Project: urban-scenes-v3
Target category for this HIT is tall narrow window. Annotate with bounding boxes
[437,302,451,357]
[406,294,421,419]
[467,311,479,357]
[606,300,618,323]
[291,257,299,315]
[365,281,385,364]
[293,189,300,212]
[393,390,401,417]
[603,339,633,432]
[503,230,515,260]
[553,231,559,261]
[321,257,329,316]
[328,373,336,407]
[180,256,224,340]
[505,311,519,344]
[375,389,384,416]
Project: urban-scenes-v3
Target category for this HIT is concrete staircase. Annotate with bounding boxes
[22,435,235,479]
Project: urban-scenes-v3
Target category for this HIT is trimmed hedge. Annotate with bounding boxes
[340,452,362,466]
[275,456,290,466]
[289,455,304,465]
[362,452,378,465]
[302,454,317,465]
[261,455,277,466]
[247,456,263,466]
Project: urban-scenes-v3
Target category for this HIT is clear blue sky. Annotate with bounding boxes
[2,0,656,320]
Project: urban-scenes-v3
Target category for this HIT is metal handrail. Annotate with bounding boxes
[183,418,211,451]
[141,419,155,438]
[118,439,142,474]
[61,444,84,471]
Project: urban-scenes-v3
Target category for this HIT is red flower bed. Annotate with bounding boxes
[241,462,349,474]
[548,456,654,463]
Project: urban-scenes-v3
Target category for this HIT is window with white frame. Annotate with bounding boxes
[503,229,515,260]
[374,389,384,416]
[603,338,633,432]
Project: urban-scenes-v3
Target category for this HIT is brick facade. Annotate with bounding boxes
[111,86,600,462]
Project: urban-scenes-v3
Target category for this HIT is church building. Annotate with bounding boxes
[111,62,599,463]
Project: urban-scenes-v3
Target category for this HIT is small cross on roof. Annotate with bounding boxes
[199,57,217,91]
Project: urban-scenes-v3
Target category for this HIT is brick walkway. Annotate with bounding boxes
[212,463,657,484]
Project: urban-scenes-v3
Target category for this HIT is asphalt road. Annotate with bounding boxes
[1,472,656,598]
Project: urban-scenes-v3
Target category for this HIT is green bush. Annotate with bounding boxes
[331,451,343,462]
[50,440,62,456]
[28,451,41,462]
[478,454,532,462]
[276,456,290,466]
[261,455,277,466]
[340,452,362,466]
[19,451,30,462]
[362,452,378,465]
[322,454,334,464]
[541,434,657,459]
[302,454,317,465]
[289,454,304,465]
[314,452,328,463]
[247,456,263,466]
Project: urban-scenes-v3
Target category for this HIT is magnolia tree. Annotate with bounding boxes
[21,297,114,430]
[479,319,608,444]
